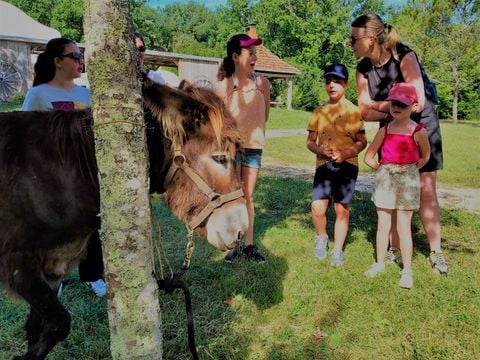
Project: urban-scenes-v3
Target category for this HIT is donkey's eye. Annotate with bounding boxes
[212,152,228,164]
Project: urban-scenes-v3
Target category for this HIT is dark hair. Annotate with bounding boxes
[33,38,75,86]
[217,34,255,81]
[351,13,401,60]
[134,32,145,46]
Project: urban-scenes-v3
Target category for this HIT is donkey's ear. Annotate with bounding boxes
[142,81,205,145]
[178,79,192,90]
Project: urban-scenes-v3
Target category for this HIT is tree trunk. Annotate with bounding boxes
[451,58,460,124]
[84,1,162,359]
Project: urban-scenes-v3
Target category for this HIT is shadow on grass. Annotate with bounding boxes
[154,175,480,358]
[152,175,313,358]
[3,175,478,359]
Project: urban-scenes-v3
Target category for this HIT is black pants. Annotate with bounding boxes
[78,230,104,282]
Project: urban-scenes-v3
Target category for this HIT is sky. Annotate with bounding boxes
[146,0,227,9]
[146,0,407,11]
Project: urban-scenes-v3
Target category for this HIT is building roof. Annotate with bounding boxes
[143,50,220,68]
[248,25,300,77]
[0,1,60,43]
[254,45,300,76]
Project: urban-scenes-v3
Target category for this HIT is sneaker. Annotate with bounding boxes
[364,262,385,278]
[330,250,344,267]
[224,244,243,263]
[429,251,448,275]
[85,279,107,297]
[57,282,64,298]
[386,247,402,266]
[399,269,413,289]
[314,235,329,260]
[243,245,266,263]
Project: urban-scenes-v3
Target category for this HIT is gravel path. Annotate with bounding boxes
[264,129,480,214]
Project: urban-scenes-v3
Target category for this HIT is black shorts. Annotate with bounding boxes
[312,161,359,204]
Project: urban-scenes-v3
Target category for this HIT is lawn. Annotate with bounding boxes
[1,103,479,359]
[2,180,479,359]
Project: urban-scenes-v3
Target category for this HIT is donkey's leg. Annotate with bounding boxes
[10,257,71,360]
[24,309,42,349]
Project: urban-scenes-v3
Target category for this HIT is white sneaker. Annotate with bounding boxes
[314,235,329,260]
[85,279,107,297]
[57,282,64,297]
[399,270,413,289]
[364,262,385,278]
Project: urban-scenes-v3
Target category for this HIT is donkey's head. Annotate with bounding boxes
[142,78,248,250]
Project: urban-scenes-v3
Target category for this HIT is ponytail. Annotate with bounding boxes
[383,23,401,60]
[217,56,235,81]
[33,52,56,86]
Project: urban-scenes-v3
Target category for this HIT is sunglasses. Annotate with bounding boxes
[349,35,368,45]
[59,52,84,62]
[137,45,146,53]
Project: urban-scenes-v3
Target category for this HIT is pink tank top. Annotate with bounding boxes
[381,123,424,165]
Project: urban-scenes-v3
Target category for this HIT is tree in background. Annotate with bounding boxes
[7,0,480,119]
[50,0,84,41]
[395,0,479,122]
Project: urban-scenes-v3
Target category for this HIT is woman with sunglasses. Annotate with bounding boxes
[22,37,90,111]
[349,14,447,275]
[22,38,106,297]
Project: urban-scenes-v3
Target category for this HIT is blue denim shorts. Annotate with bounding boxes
[236,148,263,169]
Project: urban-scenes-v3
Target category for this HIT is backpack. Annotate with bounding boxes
[414,53,439,104]
[420,65,439,104]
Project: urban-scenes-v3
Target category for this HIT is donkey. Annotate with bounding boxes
[0,78,248,359]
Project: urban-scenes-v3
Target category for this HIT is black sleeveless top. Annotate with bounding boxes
[357,43,443,172]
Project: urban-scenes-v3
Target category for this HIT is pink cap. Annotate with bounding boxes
[239,37,262,47]
[387,83,418,106]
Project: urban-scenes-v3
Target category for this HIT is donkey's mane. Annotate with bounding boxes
[142,79,225,148]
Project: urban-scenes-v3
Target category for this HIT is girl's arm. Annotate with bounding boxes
[364,128,386,169]
[414,128,431,169]
[356,71,391,122]
[258,74,271,121]
[400,52,426,112]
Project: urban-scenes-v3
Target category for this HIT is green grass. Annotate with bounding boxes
[0,98,22,112]
[264,121,480,188]
[1,102,478,359]
[267,107,312,129]
[1,185,479,359]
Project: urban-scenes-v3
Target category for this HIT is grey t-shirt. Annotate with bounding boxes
[22,84,91,110]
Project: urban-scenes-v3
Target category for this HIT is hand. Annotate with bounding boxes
[331,150,345,163]
[320,147,333,159]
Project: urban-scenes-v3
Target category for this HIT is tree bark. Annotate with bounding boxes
[84,1,162,359]
[452,55,460,124]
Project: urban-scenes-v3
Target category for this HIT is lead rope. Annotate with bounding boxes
[182,226,196,271]
[151,218,199,360]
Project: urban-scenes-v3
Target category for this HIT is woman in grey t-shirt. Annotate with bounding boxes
[22,38,90,111]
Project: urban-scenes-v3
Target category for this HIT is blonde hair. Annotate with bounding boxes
[351,13,402,60]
